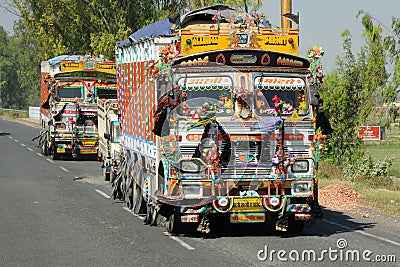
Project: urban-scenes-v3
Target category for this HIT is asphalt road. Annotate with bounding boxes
[0,117,399,267]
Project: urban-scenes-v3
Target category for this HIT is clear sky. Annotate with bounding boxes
[261,0,400,73]
[1,0,399,73]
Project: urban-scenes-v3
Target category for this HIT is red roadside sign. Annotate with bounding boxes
[358,126,385,140]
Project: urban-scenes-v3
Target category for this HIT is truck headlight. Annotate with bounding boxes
[212,197,233,213]
[291,181,312,196]
[179,159,201,173]
[291,160,309,173]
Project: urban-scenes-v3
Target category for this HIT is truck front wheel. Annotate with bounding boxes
[167,209,184,234]
[41,138,48,156]
[52,146,60,160]
[287,218,305,234]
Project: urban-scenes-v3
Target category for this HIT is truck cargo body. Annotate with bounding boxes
[115,5,320,234]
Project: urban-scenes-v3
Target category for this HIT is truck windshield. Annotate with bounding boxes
[96,85,117,99]
[254,76,308,116]
[58,86,82,99]
[177,76,233,116]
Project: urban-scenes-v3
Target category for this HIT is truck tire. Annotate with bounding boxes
[52,147,60,160]
[144,204,157,226]
[110,168,117,184]
[126,183,133,209]
[104,172,110,182]
[287,219,305,235]
[166,208,184,234]
[133,170,147,215]
[41,138,48,156]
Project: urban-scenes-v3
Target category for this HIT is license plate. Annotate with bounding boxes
[80,149,97,154]
[181,214,199,223]
[231,198,263,212]
[56,148,66,153]
[230,213,265,223]
[82,141,96,146]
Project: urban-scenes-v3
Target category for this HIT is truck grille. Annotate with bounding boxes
[178,133,276,177]
[221,137,275,176]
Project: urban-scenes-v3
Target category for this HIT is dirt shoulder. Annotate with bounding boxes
[319,182,400,222]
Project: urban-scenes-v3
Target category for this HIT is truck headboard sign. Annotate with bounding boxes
[181,28,299,56]
[60,60,116,74]
[173,49,310,69]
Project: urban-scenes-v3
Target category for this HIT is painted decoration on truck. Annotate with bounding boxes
[173,50,309,69]
[254,77,305,90]
[181,30,298,56]
[117,61,157,157]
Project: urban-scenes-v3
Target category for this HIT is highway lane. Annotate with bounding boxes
[0,119,250,266]
[1,118,399,266]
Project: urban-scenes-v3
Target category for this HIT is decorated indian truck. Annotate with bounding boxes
[39,55,117,159]
[113,4,324,234]
[97,98,120,181]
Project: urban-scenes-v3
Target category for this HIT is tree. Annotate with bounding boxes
[384,16,400,105]
[4,0,265,109]
[11,0,188,60]
[0,26,20,109]
[321,11,393,165]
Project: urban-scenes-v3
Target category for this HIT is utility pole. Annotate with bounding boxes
[280,0,292,28]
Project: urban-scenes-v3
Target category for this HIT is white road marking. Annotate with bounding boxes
[27,148,33,152]
[20,143,26,147]
[163,232,195,250]
[123,207,145,220]
[322,218,400,247]
[95,189,111,199]
[59,166,69,172]
[36,153,43,157]
[14,139,19,142]
[8,136,13,139]
[46,158,55,163]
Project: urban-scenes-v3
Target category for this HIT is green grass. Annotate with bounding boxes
[0,109,28,119]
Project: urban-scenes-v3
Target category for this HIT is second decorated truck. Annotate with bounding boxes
[40,55,117,159]
[113,4,324,234]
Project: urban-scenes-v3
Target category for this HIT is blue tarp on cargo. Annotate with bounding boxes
[130,18,173,41]
[118,18,172,47]
[48,55,69,66]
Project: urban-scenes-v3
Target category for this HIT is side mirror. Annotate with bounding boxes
[104,133,110,140]
[309,85,320,106]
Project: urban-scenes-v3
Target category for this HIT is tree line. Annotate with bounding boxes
[0,0,261,109]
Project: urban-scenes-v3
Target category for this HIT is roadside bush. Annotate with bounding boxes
[10,111,20,119]
[343,154,393,186]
